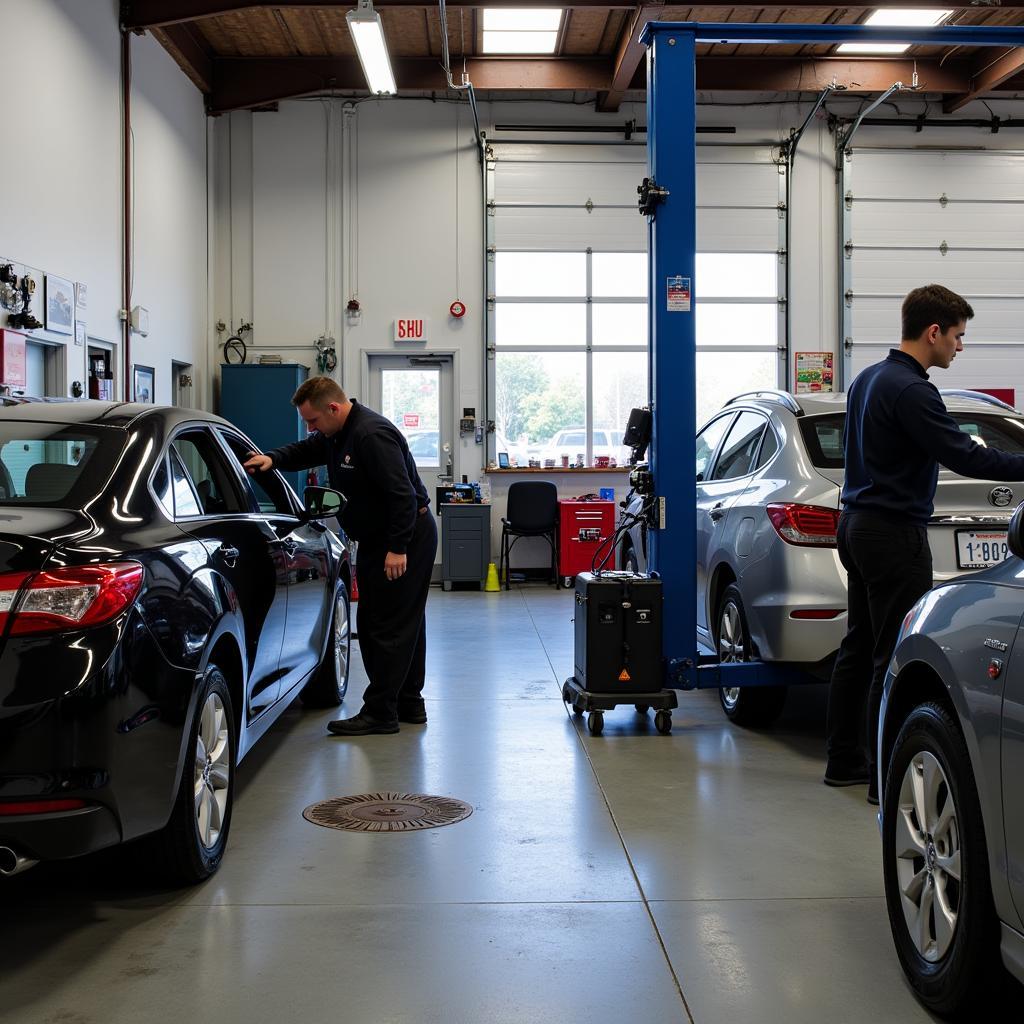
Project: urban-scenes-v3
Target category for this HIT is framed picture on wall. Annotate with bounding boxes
[133,364,155,404]
[44,274,75,335]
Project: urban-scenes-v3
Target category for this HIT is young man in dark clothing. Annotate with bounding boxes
[244,376,437,736]
[826,284,1024,804]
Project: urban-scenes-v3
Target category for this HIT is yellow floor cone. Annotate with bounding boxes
[484,562,501,593]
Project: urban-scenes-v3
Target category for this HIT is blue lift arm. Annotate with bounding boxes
[642,21,1024,691]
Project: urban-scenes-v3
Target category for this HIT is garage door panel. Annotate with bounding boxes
[495,163,638,206]
[697,209,780,252]
[850,296,1023,343]
[852,204,1024,245]
[853,149,1024,200]
[696,164,780,208]
[495,209,646,251]
[851,251,1024,294]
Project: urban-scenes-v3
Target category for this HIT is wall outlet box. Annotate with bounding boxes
[130,305,150,336]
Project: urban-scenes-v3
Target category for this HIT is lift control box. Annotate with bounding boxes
[573,572,662,693]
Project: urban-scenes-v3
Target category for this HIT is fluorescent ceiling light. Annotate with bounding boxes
[347,0,396,95]
[863,8,952,27]
[482,8,562,53]
[837,42,912,54]
[837,8,952,54]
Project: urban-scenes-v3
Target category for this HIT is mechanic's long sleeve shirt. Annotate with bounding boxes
[842,349,1024,525]
[267,400,430,553]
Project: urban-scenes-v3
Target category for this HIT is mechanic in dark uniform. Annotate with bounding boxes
[826,284,1024,804]
[244,376,436,736]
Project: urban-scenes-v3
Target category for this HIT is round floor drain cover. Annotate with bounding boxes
[302,792,473,833]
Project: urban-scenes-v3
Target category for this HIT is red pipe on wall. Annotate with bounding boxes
[121,29,132,399]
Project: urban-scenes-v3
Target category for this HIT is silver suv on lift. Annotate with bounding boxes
[618,388,1024,726]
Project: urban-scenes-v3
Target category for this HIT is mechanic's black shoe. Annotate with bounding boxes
[867,778,879,806]
[397,701,427,725]
[823,759,870,787]
[327,713,400,736]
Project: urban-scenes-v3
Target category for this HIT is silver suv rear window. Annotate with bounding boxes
[800,412,1024,469]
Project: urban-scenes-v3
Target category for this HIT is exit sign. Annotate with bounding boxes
[394,318,429,341]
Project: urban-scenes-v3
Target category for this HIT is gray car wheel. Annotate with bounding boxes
[716,584,787,727]
[882,701,1000,1016]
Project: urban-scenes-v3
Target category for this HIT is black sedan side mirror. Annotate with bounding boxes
[1009,501,1024,560]
[303,486,346,520]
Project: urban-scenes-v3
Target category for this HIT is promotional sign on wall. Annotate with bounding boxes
[394,318,429,342]
[795,352,834,394]
[403,413,420,427]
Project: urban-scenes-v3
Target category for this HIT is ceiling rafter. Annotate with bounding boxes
[944,45,1024,111]
[596,2,662,112]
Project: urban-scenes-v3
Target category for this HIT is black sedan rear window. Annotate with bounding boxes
[800,412,1024,469]
[0,423,123,507]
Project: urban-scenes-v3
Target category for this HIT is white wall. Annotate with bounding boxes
[213,90,1024,558]
[0,0,209,406]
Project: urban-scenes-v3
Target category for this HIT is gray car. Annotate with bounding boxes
[619,388,1024,725]
[877,500,1024,1016]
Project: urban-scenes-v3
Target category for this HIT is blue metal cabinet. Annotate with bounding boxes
[220,364,310,497]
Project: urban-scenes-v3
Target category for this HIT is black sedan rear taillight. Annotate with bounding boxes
[0,563,144,636]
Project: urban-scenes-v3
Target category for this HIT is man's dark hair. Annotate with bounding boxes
[292,376,347,408]
[901,284,974,341]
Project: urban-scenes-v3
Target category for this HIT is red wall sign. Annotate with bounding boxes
[403,414,420,427]
[394,318,429,341]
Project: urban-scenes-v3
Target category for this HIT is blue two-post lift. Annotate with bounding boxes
[643,21,1024,694]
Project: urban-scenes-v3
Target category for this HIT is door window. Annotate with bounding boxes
[380,368,440,469]
[755,425,780,469]
[696,415,733,481]
[170,432,246,516]
[168,448,203,518]
[218,431,294,515]
[713,412,767,481]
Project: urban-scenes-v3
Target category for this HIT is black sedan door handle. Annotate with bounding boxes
[217,544,240,567]
[709,503,727,522]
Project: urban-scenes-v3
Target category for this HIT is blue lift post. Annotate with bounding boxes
[642,20,1024,694]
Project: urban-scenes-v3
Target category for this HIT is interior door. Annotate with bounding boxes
[368,354,453,563]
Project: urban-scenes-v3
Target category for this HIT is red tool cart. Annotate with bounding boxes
[558,499,616,587]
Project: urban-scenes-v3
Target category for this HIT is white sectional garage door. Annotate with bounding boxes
[488,142,787,442]
[843,147,1024,398]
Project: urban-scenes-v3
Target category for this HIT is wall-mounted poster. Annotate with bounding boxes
[795,352,834,394]
[133,364,155,404]
[45,274,75,335]
[74,322,86,347]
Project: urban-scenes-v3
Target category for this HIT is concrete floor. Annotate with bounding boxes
[0,587,944,1023]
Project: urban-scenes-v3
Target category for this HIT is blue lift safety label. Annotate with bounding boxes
[666,276,691,312]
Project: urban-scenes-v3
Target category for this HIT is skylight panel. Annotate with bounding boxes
[837,8,952,54]
[482,9,562,53]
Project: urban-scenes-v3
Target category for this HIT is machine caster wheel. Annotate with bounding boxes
[587,712,604,736]
[573,706,584,717]
[634,704,650,715]
[655,710,672,735]
[562,682,572,703]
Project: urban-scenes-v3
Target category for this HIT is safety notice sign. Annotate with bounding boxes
[667,276,691,312]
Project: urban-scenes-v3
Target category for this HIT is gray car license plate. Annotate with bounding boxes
[955,530,1010,570]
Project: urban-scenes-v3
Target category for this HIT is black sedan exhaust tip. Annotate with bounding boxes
[0,846,38,876]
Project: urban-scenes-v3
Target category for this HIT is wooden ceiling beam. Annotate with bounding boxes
[123,0,635,31]
[123,0,1024,32]
[943,46,1024,112]
[597,2,662,113]
[152,23,215,91]
[205,54,972,112]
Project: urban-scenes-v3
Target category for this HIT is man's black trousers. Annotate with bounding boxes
[826,511,933,773]
[355,511,438,722]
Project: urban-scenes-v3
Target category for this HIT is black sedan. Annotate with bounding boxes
[0,401,351,884]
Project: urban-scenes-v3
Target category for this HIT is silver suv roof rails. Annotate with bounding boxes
[725,389,803,416]
[939,389,1018,413]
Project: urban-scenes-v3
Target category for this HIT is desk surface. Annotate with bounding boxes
[485,467,631,474]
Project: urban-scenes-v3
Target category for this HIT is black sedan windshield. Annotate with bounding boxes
[0,422,124,507]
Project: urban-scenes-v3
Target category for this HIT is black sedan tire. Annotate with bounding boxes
[882,702,1000,1017]
[301,583,351,708]
[147,665,236,885]
[716,584,787,727]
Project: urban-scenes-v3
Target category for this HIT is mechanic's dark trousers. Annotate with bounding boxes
[826,511,933,774]
[355,510,438,722]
